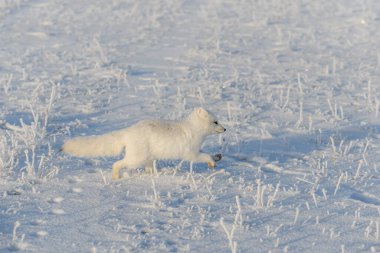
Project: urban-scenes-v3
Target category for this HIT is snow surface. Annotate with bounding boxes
[1,0,380,252]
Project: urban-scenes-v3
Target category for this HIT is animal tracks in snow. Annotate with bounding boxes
[67,176,84,193]
[50,208,65,215]
[49,196,64,203]
[33,230,49,238]
[67,176,83,184]
[70,187,83,193]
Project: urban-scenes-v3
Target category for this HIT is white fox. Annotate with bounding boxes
[61,107,226,179]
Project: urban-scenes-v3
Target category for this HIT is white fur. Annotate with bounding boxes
[61,107,226,179]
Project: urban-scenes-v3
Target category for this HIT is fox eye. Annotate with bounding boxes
[213,121,218,125]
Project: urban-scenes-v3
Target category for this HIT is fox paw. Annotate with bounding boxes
[112,172,121,180]
[213,154,222,162]
[207,161,216,168]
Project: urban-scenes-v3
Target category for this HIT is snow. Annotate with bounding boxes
[1,0,380,252]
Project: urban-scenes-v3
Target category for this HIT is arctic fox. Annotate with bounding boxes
[61,107,226,179]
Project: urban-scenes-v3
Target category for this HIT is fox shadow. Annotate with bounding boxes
[225,124,379,166]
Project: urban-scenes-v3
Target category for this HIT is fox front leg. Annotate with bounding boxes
[192,153,222,168]
[192,153,215,168]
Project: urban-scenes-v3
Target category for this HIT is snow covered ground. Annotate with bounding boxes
[1,0,380,252]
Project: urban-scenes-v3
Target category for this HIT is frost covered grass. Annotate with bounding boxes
[0,83,58,181]
[1,0,380,252]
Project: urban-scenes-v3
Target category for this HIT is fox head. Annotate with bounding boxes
[191,107,226,135]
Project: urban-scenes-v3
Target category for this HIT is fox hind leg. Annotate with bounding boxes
[112,159,128,180]
[112,152,150,179]
[144,160,154,174]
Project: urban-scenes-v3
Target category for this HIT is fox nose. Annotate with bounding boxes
[223,128,226,132]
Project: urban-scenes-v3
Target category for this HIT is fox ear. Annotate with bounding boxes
[196,107,208,118]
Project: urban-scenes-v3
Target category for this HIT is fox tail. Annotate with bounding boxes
[60,130,125,157]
